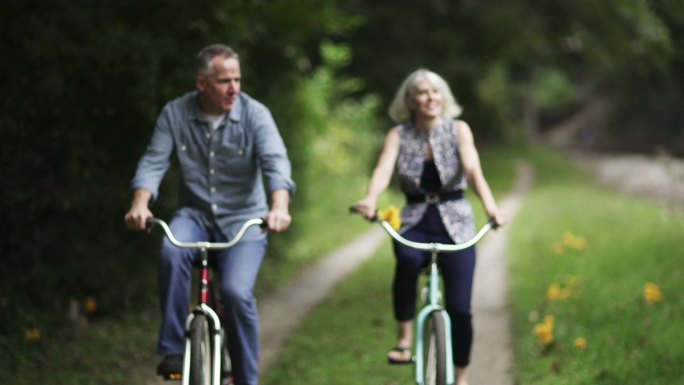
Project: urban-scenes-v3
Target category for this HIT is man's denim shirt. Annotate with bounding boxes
[131,91,295,241]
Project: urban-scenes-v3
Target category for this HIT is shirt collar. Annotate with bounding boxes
[189,91,243,124]
[227,93,243,123]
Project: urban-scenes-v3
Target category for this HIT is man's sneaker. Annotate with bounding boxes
[156,354,183,380]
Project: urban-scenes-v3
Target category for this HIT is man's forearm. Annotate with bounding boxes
[131,188,153,209]
[270,189,290,212]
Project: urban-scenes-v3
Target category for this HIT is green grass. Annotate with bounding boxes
[0,311,160,385]
[508,148,684,384]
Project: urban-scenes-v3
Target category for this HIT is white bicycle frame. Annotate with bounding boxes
[377,220,495,385]
[149,218,264,385]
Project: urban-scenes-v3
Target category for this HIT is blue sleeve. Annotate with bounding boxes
[130,106,175,200]
[251,105,296,196]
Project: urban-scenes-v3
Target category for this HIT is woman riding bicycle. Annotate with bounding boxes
[354,68,504,385]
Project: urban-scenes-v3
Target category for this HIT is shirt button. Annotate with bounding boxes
[205,133,211,139]
[238,149,244,155]
[210,169,215,174]
[210,151,215,157]
[212,204,218,211]
[210,187,216,193]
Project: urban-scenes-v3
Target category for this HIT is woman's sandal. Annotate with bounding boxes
[387,346,413,365]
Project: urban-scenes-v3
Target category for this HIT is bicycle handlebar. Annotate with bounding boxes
[350,206,497,252]
[146,217,265,249]
[379,219,496,252]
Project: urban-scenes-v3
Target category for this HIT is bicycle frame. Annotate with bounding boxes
[148,217,264,385]
[377,219,495,385]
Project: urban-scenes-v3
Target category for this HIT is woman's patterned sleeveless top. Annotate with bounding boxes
[396,118,476,243]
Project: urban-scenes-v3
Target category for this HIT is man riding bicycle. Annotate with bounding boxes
[124,44,295,385]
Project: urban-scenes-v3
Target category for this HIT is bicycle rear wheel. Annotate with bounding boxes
[189,314,213,385]
[423,310,447,385]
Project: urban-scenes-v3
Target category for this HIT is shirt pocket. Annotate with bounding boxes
[215,143,252,175]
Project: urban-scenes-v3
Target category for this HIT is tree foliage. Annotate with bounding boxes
[0,0,357,334]
[341,0,682,150]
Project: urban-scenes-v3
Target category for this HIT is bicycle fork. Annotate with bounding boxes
[181,304,224,385]
[414,252,455,385]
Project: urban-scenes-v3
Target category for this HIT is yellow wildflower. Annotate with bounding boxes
[571,236,587,251]
[561,231,588,251]
[378,206,402,231]
[644,283,664,305]
[85,297,98,314]
[25,328,41,342]
[546,284,572,301]
[546,284,561,301]
[574,337,588,350]
[562,231,575,245]
[533,315,555,346]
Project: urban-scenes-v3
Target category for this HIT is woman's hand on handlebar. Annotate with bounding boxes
[352,199,377,221]
[488,209,507,229]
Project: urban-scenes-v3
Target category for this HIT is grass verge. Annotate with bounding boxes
[508,148,684,384]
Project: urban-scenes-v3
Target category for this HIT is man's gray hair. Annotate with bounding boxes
[195,44,239,77]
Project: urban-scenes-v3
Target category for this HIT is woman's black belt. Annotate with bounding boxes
[405,190,463,204]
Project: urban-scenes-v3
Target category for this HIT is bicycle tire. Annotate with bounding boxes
[423,310,447,385]
[190,314,213,385]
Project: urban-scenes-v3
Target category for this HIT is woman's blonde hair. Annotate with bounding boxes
[388,69,462,123]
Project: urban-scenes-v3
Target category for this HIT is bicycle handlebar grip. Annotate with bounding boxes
[145,217,157,229]
[349,206,379,222]
[489,218,500,230]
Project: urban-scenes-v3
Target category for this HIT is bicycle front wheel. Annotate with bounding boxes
[423,310,447,385]
[189,314,213,385]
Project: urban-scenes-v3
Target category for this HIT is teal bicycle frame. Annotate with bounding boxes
[376,219,496,385]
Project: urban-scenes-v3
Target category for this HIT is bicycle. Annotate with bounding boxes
[147,217,265,385]
[352,208,496,385]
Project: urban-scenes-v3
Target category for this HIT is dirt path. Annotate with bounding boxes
[568,150,684,210]
[470,161,534,385]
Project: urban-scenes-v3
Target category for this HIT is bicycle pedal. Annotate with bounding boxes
[161,372,182,381]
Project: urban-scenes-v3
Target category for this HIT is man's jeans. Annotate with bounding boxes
[157,214,266,385]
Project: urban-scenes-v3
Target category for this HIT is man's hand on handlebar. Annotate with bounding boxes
[124,205,154,232]
[266,208,291,233]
